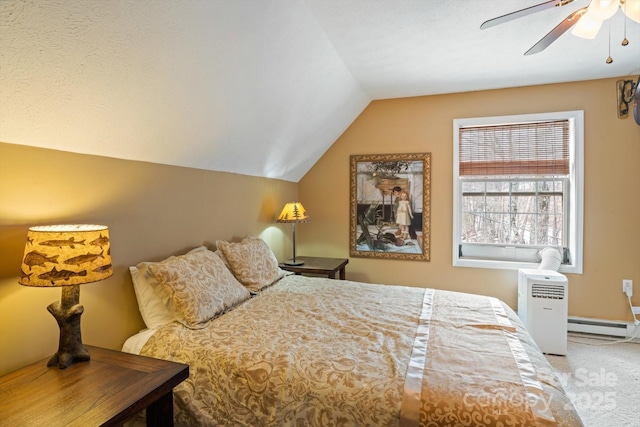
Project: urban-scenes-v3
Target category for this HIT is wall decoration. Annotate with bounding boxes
[350,152,431,261]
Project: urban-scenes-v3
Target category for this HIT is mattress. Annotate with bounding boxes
[124,274,583,426]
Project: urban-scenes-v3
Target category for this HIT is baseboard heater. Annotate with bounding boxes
[567,316,635,338]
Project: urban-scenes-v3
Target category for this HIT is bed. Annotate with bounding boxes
[123,237,583,427]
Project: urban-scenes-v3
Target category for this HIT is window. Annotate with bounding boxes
[453,111,583,273]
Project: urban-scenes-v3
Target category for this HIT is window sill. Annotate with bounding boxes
[453,257,581,274]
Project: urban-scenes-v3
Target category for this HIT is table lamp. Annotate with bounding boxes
[277,202,310,266]
[19,224,113,369]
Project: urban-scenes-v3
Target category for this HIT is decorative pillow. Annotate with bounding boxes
[216,236,289,292]
[130,246,209,329]
[148,248,251,329]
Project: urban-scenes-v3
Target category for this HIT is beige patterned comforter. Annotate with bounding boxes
[139,275,583,426]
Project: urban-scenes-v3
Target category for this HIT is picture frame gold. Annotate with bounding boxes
[350,152,431,261]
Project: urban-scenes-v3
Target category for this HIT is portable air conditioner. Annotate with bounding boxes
[517,269,568,356]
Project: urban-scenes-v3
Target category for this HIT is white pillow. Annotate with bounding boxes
[130,246,208,329]
[130,262,174,329]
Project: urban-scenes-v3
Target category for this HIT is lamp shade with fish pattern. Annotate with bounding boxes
[20,224,113,287]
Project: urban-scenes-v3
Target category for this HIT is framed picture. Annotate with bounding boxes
[350,152,431,261]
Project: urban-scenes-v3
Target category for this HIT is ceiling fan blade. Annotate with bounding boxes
[524,7,587,55]
[480,0,571,29]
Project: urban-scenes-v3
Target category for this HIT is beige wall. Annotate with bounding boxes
[0,143,298,375]
[299,77,640,324]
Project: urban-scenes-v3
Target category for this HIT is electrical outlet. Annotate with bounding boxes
[623,279,633,297]
[632,307,640,315]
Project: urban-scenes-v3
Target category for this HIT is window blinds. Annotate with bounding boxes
[459,120,570,176]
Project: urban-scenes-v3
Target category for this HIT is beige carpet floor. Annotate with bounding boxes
[545,333,640,427]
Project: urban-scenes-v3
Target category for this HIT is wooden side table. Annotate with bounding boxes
[0,345,189,427]
[279,256,349,279]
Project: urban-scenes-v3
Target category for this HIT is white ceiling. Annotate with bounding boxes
[1,0,639,182]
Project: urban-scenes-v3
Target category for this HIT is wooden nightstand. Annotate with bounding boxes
[279,256,349,279]
[0,345,189,427]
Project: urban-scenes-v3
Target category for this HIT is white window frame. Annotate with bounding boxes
[452,111,584,274]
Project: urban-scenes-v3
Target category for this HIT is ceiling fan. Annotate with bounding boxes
[480,0,640,58]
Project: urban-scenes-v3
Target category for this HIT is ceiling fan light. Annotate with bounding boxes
[572,14,603,39]
[622,0,640,23]
[587,0,621,20]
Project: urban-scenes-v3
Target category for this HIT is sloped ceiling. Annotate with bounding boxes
[1,0,639,182]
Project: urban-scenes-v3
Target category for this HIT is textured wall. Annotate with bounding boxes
[0,0,368,182]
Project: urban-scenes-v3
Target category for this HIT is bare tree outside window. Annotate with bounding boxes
[461,179,564,247]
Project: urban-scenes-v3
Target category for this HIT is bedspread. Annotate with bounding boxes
[138,275,582,426]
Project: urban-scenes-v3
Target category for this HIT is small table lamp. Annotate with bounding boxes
[19,224,113,369]
[277,202,310,266]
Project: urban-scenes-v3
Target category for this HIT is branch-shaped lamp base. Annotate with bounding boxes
[46,285,90,369]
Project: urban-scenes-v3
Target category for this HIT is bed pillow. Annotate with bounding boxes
[130,246,209,329]
[148,248,251,329]
[130,261,175,329]
[216,236,288,292]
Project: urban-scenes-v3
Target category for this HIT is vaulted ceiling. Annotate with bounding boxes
[2,0,639,182]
